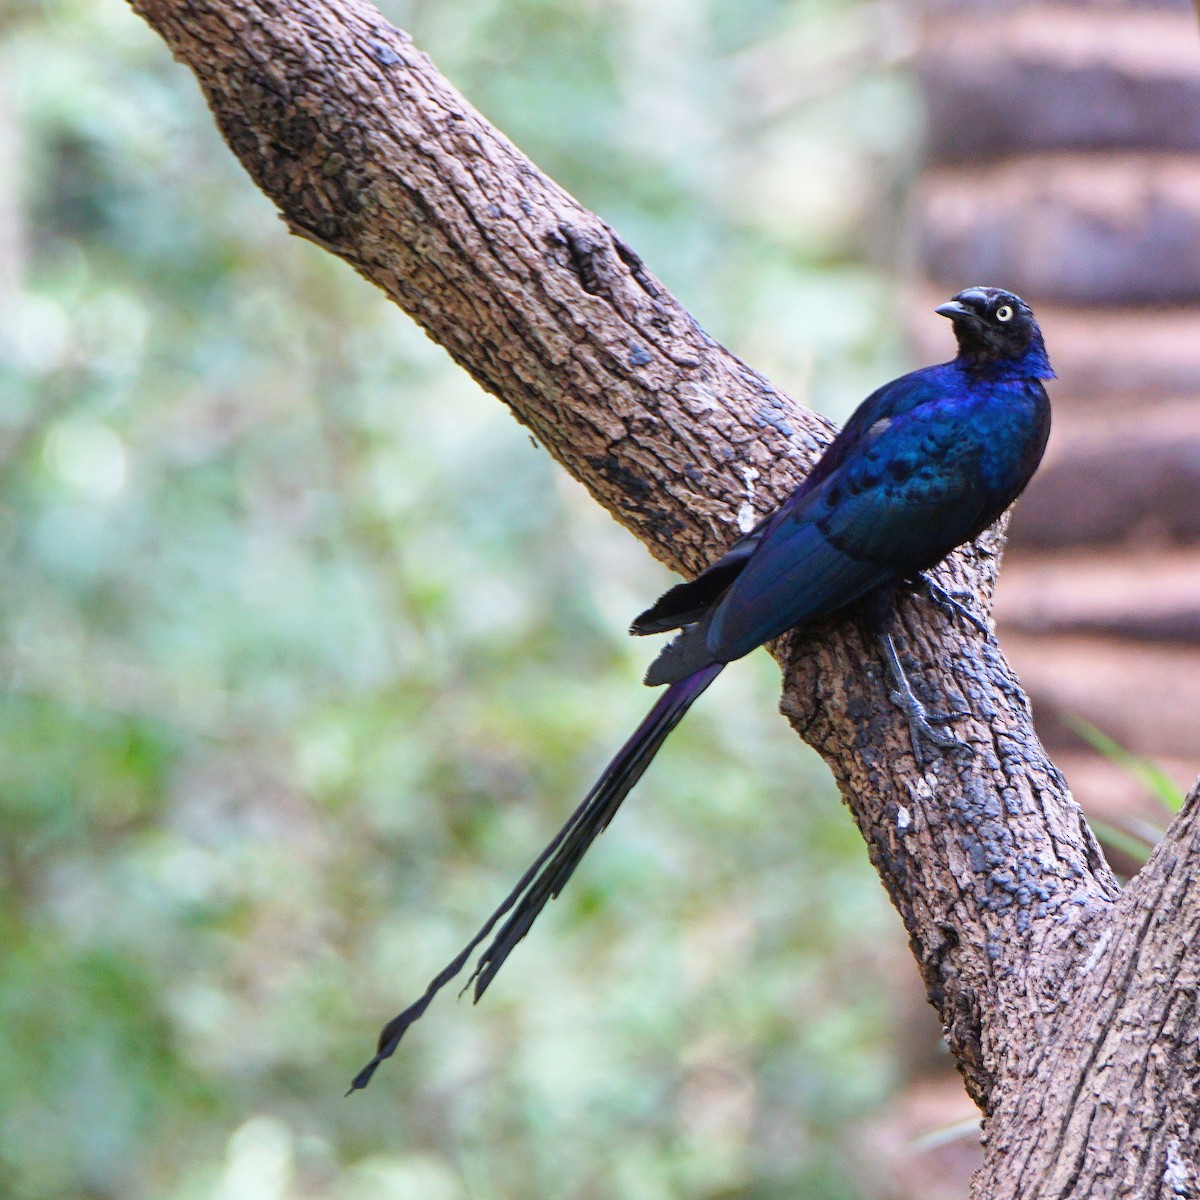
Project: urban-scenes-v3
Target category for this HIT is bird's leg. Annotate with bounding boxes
[877,629,968,765]
[913,575,991,638]
[868,590,969,766]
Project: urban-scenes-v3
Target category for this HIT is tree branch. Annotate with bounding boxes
[971,782,1200,1197]
[128,1,1199,1193]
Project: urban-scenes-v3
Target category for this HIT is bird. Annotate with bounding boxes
[349,285,1053,1092]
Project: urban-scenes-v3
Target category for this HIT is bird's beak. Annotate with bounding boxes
[935,300,973,321]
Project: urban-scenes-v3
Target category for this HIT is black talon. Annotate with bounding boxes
[916,576,991,638]
[878,629,971,765]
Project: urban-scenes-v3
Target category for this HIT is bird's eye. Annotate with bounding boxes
[995,304,1014,323]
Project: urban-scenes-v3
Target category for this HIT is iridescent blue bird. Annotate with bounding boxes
[351,285,1053,1090]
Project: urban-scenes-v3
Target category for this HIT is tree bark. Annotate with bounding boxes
[127,1,1200,1194]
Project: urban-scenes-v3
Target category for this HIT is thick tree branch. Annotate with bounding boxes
[972,782,1200,1197]
[128,1,1199,1193]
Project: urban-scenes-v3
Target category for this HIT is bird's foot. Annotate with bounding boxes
[916,577,991,639]
[877,628,972,766]
[887,685,968,767]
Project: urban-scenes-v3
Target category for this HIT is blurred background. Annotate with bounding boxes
[1,0,1198,1198]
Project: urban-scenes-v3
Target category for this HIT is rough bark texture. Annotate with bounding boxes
[127,1,1200,1195]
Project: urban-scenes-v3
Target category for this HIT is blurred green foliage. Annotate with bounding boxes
[0,0,926,1197]
[1066,718,1183,871]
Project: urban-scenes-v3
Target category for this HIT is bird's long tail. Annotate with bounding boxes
[349,660,724,1092]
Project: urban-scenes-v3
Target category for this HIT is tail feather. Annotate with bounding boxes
[348,661,723,1093]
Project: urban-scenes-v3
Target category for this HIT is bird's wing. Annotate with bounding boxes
[800,363,957,490]
[704,398,992,662]
[633,366,957,639]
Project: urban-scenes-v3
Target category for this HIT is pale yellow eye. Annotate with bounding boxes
[995,304,1014,323]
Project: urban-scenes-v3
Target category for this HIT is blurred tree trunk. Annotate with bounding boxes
[128,2,1200,1195]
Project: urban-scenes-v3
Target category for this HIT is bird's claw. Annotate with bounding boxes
[888,688,969,764]
[876,621,973,765]
[917,578,991,638]
[887,691,965,728]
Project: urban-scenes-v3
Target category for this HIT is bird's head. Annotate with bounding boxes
[936,286,1054,379]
